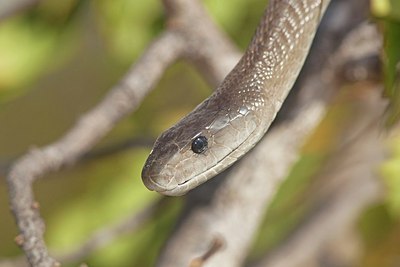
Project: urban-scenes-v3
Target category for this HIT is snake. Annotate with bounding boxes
[142,0,330,196]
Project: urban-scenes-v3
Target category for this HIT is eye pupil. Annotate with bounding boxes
[191,136,208,154]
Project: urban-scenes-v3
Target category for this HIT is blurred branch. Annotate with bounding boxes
[0,0,39,22]
[156,2,381,267]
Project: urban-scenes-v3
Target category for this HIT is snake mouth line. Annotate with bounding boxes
[178,180,190,186]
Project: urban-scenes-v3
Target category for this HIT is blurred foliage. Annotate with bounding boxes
[250,154,324,258]
[93,0,163,64]
[0,0,400,266]
[0,0,164,103]
[250,2,400,263]
[371,0,400,127]
[249,88,358,260]
[203,0,266,48]
[371,0,400,20]
[358,204,400,267]
[45,149,156,251]
[381,136,400,218]
[0,14,66,102]
[358,3,400,266]
[359,204,394,247]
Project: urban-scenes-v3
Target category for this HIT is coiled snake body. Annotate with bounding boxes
[142,0,330,196]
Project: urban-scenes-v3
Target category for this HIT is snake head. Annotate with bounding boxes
[141,95,262,196]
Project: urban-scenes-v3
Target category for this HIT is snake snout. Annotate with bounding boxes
[142,175,170,192]
[141,162,178,192]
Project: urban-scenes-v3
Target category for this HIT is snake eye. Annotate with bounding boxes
[191,136,208,154]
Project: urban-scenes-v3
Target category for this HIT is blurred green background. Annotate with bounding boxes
[0,0,399,266]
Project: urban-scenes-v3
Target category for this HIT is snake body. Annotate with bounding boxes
[142,0,330,196]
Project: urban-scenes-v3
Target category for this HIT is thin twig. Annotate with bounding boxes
[189,236,225,267]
